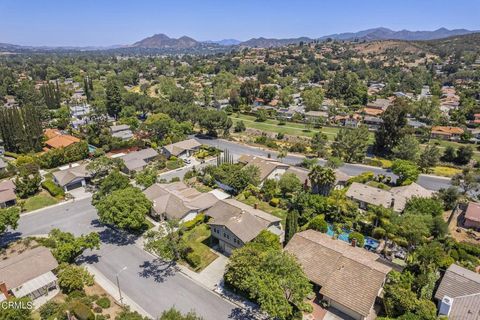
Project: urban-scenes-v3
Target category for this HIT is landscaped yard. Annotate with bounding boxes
[237,194,288,224]
[22,192,59,212]
[165,158,184,170]
[182,224,218,272]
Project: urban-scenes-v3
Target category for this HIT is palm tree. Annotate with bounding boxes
[308,165,336,196]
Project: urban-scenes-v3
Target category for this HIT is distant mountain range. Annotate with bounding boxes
[0,27,478,52]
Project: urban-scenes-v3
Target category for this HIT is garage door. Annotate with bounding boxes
[66,180,83,191]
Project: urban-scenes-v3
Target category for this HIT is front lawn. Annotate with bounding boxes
[166,158,184,170]
[182,224,218,272]
[22,192,59,212]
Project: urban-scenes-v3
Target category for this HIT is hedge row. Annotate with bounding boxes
[42,179,65,198]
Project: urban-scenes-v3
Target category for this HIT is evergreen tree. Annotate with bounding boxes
[106,78,122,119]
[284,210,299,244]
[374,99,408,155]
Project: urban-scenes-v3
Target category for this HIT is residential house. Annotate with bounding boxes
[70,104,90,129]
[0,180,16,208]
[418,85,432,100]
[237,155,289,185]
[207,199,283,255]
[335,114,361,128]
[143,181,219,222]
[346,182,433,212]
[285,230,391,320]
[110,124,134,141]
[366,98,391,111]
[285,166,350,190]
[407,119,428,129]
[52,163,91,191]
[119,148,158,174]
[44,129,80,150]
[473,114,480,125]
[161,139,202,159]
[431,126,464,140]
[213,99,229,110]
[463,202,480,230]
[304,110,328,122]
[0,246,58,301]
[434,264,480,320]
[363,116,383,130]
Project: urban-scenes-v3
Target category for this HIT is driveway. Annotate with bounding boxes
[2,198,251,320]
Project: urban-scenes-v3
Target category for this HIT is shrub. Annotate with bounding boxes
[308,215,328,233]
[185,252,201,269]
[39,301,62,320]
[4,151,19,158]
[363,158,383,167]
[348,232,365,247]
[182,214,205,230]
[67,290,86,299]
[372,227,386,239]
[269,198,280,207]
[70,301,94,320]
[96,297,111,309]
[93,306,103,313]
[42,179,65,198]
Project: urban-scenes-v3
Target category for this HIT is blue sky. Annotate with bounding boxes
[1,0,479,46]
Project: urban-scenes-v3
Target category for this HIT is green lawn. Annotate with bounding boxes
[182,224,218,272]
[165,159,184,170]
[22,192,59,212]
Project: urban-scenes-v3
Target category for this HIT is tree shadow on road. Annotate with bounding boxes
[138,259,178,283]
[228,307,258,320]
[0,231,22,247]
[92,221,138,246]
[76,253,101,265]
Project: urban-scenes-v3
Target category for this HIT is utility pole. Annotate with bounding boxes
[116,266,127,306]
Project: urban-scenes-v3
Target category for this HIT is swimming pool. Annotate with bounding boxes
[325,224,379,251]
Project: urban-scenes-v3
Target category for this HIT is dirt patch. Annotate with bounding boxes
[85,282,124,319]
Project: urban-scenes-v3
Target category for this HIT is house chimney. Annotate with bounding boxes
[254,203,258,209]
[351,238,357,247]
[0,282,10,299]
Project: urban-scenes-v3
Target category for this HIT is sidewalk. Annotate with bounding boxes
[85,265,152,319]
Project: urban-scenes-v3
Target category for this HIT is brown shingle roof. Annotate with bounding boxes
[0,179,16,203]
[346,182,393,208]
[285,230,391,317]
[162,139,201,157]
[237,155,289,181]
[0,246,58,289]
[52,164,90,187]
[448,293,480,320]
[465,202,480,223]
[435,264,480,300]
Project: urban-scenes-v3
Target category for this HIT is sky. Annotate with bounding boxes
[1,0,480,47]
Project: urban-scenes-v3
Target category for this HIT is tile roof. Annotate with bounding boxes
[45,134,80,149]
[435,264,480,301]
[285,230,391,317]
[431,126,464,135]
[0,246,58,290]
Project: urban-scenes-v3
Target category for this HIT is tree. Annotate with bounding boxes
[14,163,41,198]
[326,70,367,106]
[284,210,299,244]
[441,145,456,163]
[261,179,278,202]
[44,228,100,263]
[0,207,19,236]
[308,165,336,196]
[143,113,175,141]
[144,219,185,261]
[106,77,122,119]
[135,167,158,189]
[0,105,43,153]
[306,214,328,232]
[93,169,130,203]
[259,86,277,104]
[86,156,123,184]
[418,145,440,173]
[301,87,324,111]
[374,99,408,155]
[455,145,473,165]
[436,187,460,210]
[159,307,203,320]
[57,264,94,293]
[95,187,151,230]
[326,156,344,169]
[310,132,328,158]
[393,214,432,246]
[239,79,260,104]
[234,120,246,132]
[392,135,420,162]
[404,197,444,217]
[391,160,420,185]
[0,297,32,320]
[278,172,301,197]
[224,242,312,319]
[331,126,370,162]
[116,309,149,320]
[451,168,480,195]
[255,109,268,122]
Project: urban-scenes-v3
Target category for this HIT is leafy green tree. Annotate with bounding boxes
[0,207,20,236]
[451,168,480,195]
[261,179,278,202]
[95,187,151,230]
[259,86,277,104]
[93,169,130,203]
[144,219,185,261]
[310,132,328,158]
[86,156,123,184]
[326,70,367,106]
[441,145,457,163]
[57,264,94,293]
[44,228,100,263]
[255,109,268,122]
[331,126,370,162]
[106,77,122,119]
[301,87,324,111]
[455,145,473,165]
[159,307,203,320]
[224,242,312,319]
[306,214,328,232]
[392,135,420,162]
[404,197,443,217]
[14,163,41,198]
[233,120,246,132]
[278,172,301,197]
[0,297,32,320]
[239,79,260,104]
[135,167,158,189]
[391,160,420,185]
[418,145,440,173]
[393,214,432,246]
[374,99,408,155]
[325,156,344,169]
[308,165,336,195]
[436,187,460,210]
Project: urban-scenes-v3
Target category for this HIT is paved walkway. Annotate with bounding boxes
[180,249,229,290]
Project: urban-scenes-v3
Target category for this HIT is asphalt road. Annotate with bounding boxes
[2,199,246,320]
[194,136,452,191]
